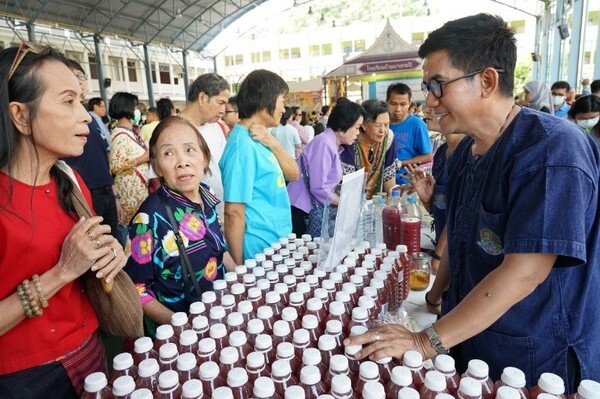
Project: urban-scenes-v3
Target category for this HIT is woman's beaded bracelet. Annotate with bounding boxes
[17,278,44,318]
[16,283,34,318]
[32,274,49,308]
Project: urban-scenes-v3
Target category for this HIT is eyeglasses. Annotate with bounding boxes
[8,42,44,81]
[421,68,505,98]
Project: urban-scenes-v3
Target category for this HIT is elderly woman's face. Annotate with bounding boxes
[25,61,91,161]
[153,124,208,201]
[362,112,390,144]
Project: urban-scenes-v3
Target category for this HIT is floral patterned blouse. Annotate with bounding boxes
[124,184,225,313]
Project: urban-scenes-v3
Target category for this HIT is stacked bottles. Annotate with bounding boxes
[358,194,375,246]
[382,190,403,251]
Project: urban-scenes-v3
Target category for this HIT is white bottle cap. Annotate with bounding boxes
[253,266,266,278]
[434,354,455,373]
[376,356,393,364]
[273,320,291,337]
[434,394,455,399]
[362,260,375,272]
[212,387,234,399]
[424,370,447,392]
[578,380,600,399]
[302,262,315,274]
[329,354,349,372]
[403,350,423,368]
[179,330,198,346]
[227,311,244,328]
[467,359,489,379]
[220,346,239,365]
[224,272,238,283]
[230,283,245,295]
[350,275,364,286]
[198,361,219,380]
[247,318,264,334]
[84,372,108,393]
[237,300,253,315]
[330,272,343,284]
[387,250,399,259]
[266,291,281,304]
[335,291,350,304]
[335,264,348,274]
[279,262,291,272]
[131,388,153,399]
[272,358,293,378]
[344,257,357,267]
[500,367,526,388]
[293,328,310,345]
[285,385,306,399]
[538,395,559,399]
[198,337,216,354]
[302,234,312,242]
[176,352,196,372]
[289,291,305,305]
[213,279,227,291]
[159,343,178,361]
[253,376,276,398]
[307,297,323,311]
[359,361,380,379]
[264,247,275,256]
[363,287,378,299]
[137,358,159,378]
[396,245,408,253]
[538,372,565,395]
[247,287,261,300]
[495,386,522,399]
[352,306,368,322]
[246,351,266,368]
[380,263,393,274]
[113,353,134,371]
[245,259,257,269]
[209,306,226,322]
[326,320,342,335]
[235,265,247,275]
[276,342,295,359]
[350,325,368,337]
[390,366,413,386]
[254,334,273,351]
[342,282,357,294]
[256,279,271,291]
[331,375,352,394]
[459,377,482,397]
[293,266,305,276]
[257,305,274,320]
[158,370,179,390]
[398,387,420,399]
[243,273,256,285]
[272,253,283,264]
[302,314,319,329]
[313,288,328,301]
[282,252,293,263]
[370,279,384,290]
[354,267,368,277]
[300,365,321,385]
[282,307,299,321]
[229,331,248,347]
[155,324,174,340]
[209,323,227,339]
[255,252,267,262]
[275,282,289,295]
[171,312,188,327]
[362,381,385,399]
[221,294,235,308]
[262,260,274,271]
[313,269,327,278]
[358,295,375,309]
[189,301,206,315]
[302,347,322,366]
[317,334,336,351]
[182,379,203,398]
[112,375,136,396]
[296,282,311,295]
[201,290,216,304]
[283,274,296,285]
[322,279,335,291]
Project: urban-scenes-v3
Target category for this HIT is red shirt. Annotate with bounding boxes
[0,171,98,374]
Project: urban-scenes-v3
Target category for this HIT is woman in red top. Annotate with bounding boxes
[0,43,126,397]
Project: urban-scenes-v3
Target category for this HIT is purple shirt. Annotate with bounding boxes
[287,129,345,213]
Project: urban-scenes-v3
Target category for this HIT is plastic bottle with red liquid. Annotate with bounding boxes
[197,337,218,363]
[136,358,160,393]
[237,300,255,324]
[133,337,158,366]
[462,359,494,399]
[235,265,247,283]
[181,379,206,399]
[156,370,182,399]
[302,314,322,343]
[313,269,327,286]
[354,268,370,290]
[334,291,353,315]
[300,365,327,399]
[282,307,302,331]
[324,354,353,389]
[220,346,243,376]
[570,380,600,399]
[362,258,376,280]
[225,271,238,290]
[342,282,359,308]
[362,381,386,399]
[322,279,337,304]
[276,281,292,306]
[271,358,300,397]
[306,297,327,330]
[397,387,420,399]
[221,294,236,316]
[357,361,382,397]
[293,328,313,359]
[496,387,524,399]
[302,347,328,379]
[189,301,206,323]
[243,273,257,289]
[350,325,369,339]
[318,334,341,370]
[178,330,199,355]
[176,352,198,382]
[330,272,344,292]
[273,320,293,348]
[154,324,176,351]
[357,295,378,322]
[262,260,274,273]
[419,370,450,399]
[264,247,275,261]
[304,274,319,293]
[375,357,395,386]
[212,386,234,399]
[266,291,284,318]
[246,318,265,349]
[386,366,414,399]
[213,279,228,302]
[253,265,266,281]
[158,343,179,372]
[209,305,227,325]
[201,291,217,315]
[344,345,363,376]
[296,282,312,303]
[199,361,225,396]
[231,283,247,305]
[192,315,210,341]
[529,373,566,399]
[396,245,411,299]
[209,323,229,352]
[383,190,402,250]
[275,341,301,371]
[434,354,460,396]
[227,367,251,399]
[400,195,421,254]
[254,333,277,367]
[313,288,331,309]
[82,372,112,399]
[247,287,264,312]
[293,265,306,281]
[229,330,253,362]
[257,305,275,334]
[286,385,307,399]
[227,311,246,334]
[457,377,483,399]
[493,367,530,399]
[113,375,137,399]
[330,375,358,399]
[349,275,365,300]
[109,353,138,386]
[402,351,426,391]
[362,287,382,320]
[289,292,307,317]
[326,319,345,348]
[254,376,282,399]
[245,351,271,385]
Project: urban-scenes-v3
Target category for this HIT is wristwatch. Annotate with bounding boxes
[424,324,449,355]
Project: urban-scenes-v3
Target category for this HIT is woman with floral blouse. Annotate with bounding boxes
[125,116,235,325]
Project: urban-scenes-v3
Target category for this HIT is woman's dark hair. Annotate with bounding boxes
[301,111,310,126]
[280,107,294,126]
[328,101,367,132]
[362,99,391,123]
[109,91,138,120]
[0,44,78,216]
[568,94,600,120]
[149,116,212,177]
[156,97,175,121]
[237,69,289,119]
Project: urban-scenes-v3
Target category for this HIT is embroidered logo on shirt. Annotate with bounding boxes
[477,228,504,256]
[433,193,446,210]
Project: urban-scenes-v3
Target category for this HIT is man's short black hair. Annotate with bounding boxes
[321,105,330,115]
[591,79,600,95]
[328,101,367,132]
[187,73,229,103]
[237,69,289,119]
[156,98,175,120]
[87,97,103,112]
[551,81,571,91]
[386,83,412,101]
[228,96,238,111]
[108,92,139,120]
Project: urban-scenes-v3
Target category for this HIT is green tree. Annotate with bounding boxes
[514,61,532,95]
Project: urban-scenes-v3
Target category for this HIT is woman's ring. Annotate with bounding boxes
[112,248,117,259]
[88,232,95,241]
[95,240,101,249]
[374,331,381,342]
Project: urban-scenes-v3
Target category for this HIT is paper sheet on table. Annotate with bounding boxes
[317,168,365,271]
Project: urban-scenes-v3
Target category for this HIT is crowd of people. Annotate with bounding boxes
[1,12,599,397]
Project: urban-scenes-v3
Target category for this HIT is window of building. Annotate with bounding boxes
[151,64,157,84]
[511,20,526,34]
[584,51,592,64]
[251,52,261,63]
[341,41,353,54]
[589,10,599,24]
[280,48,290,60]
[412,32,425,46]
[225,55,234,66]
[88,55,98,80]
[262,51,271,62]
[309,45,320,57]
[234,54,244,65]
[354,40,366,52]
[322,43,332,55]
[291,47,301,59]
[108,56,123,81]
[127,59,138,82]
[159,64,171,84]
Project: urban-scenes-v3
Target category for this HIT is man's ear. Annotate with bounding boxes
[480,67,501,98]
[197,92,207,106]
[8,102,31,136]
